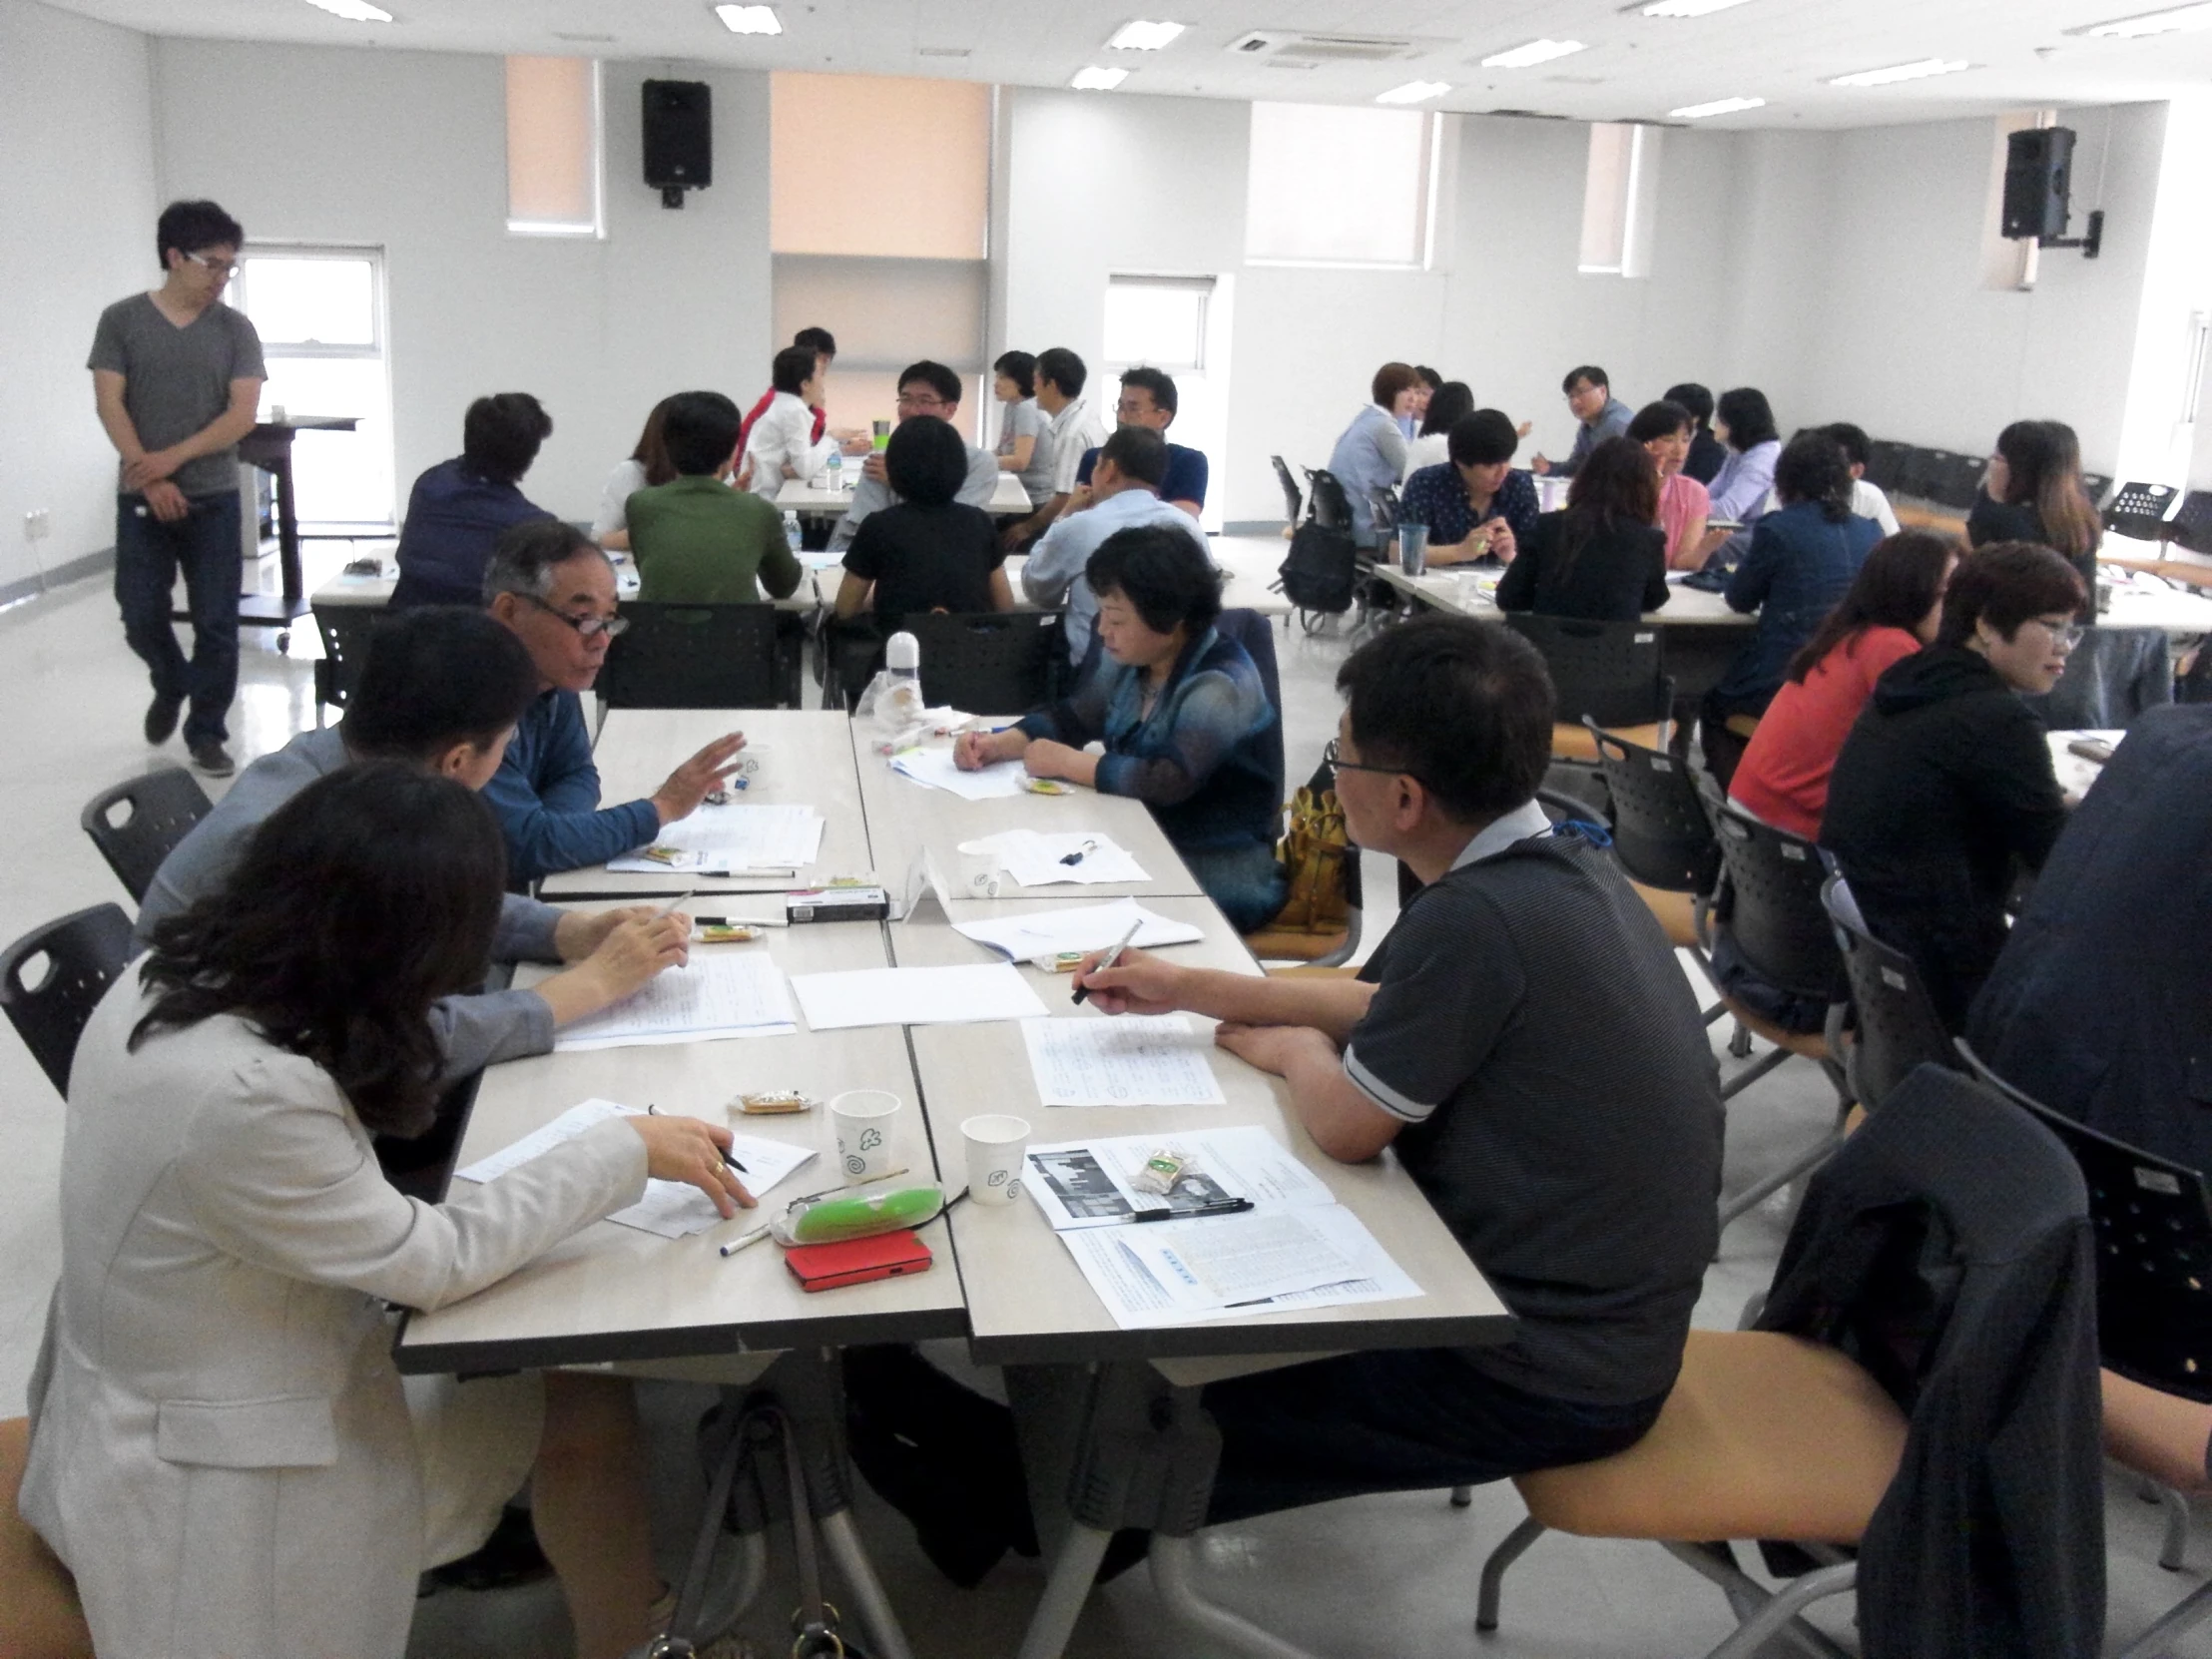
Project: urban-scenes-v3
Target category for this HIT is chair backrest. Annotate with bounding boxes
[2105,480,2180,540]
[2169,488,2212,558]
[1502,614,1668,728]
[599,601,782,709]
[1895,446,1941,502]
[1708,795,1844,1000]
[1957,1039,2212,1404]
[1367,487,1400,536]
[1213,608,1287,817]
[1582,719,1719,894]
[1924,450,1984,511]
[2080,473,2113,510]
[1304,467,1353,532]
[905,611,1064,716]
[1270,455,1303,525]
[0,904,136,1098]
[79,768,214,903]
[310,602,384,713]
[1822,875,1955,1111]
[1864,439,1909,493]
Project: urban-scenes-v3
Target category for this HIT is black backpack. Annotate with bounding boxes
[1277,467,1358,615]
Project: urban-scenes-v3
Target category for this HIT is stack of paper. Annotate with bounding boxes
[1021,1015,1226,1107]
[953,897,1202,960]
[608,803,825,875]
[788,962,1049,1030]
[970,830,1147,887]
[553,952,797,1049]
[1022,1127,1422,1328]
[889,747,1027,801]
[455,1097,819,1240]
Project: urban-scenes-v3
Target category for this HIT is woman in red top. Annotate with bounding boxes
[1730,530,1957,838]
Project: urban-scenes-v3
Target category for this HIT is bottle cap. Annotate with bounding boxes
[885,631,920,672]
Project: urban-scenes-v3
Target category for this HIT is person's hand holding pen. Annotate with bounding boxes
[1070,944,1186,1015]
[627,1110,755,1217]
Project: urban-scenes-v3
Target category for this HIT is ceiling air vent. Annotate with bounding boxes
[1226,30,1429,64]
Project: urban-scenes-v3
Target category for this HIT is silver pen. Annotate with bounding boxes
[719,1224,773,1259]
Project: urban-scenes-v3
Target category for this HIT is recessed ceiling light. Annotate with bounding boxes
[302,0,393,20]
[1070,65,1129,90]
[1669,94,1767,118]
[2073,1,2212,35]
[1377,80,1451,104]
[714,4,782,35]
[1480,39,1586,69]
[1109,20,1185,50]
[1828,58,1971,86]
[1639,0,1756,16]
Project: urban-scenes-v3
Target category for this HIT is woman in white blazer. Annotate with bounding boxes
[744,342,840,497]
[19,766,750,1659]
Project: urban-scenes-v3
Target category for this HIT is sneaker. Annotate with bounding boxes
[144,693,184,746]
[189,740,236,778]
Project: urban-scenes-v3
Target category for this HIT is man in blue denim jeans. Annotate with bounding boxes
[90,200,267,777]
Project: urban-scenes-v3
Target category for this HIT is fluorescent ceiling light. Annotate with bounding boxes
[715,4,782,35]
[302,0,393,20]
[1070,65,1129,90]
[1377,80,1452,104]
[1669,94,1767,118]
[2074,1,2212,35]
[1640,0,1756,15]
[1480,39,1586,68]
[1109,19,1185,50]
[1828,58,1971,86]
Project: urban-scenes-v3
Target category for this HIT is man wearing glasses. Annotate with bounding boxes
[89,199,267,778]
[829,360,1001,553]
[1067,366,1207,520]
[482,521,749,882]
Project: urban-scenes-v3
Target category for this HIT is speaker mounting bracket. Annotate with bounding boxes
[661,186,689,210]
[2040,210,2104,261]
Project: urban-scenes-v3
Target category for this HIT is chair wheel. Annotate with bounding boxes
[276,630,291,652]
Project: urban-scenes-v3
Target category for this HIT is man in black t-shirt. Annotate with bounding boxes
[1080,614,1721,1521]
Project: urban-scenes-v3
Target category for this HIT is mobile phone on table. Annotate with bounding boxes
[2067,738,2116,765]
[784,1230,933,1293]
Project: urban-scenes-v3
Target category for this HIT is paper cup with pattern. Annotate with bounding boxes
[830,1090,902,1181]
[961,1114,1031,1207]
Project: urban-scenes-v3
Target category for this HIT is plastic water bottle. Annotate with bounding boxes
[872,630,926,753]
[783,510,802,554]
[827,450,844,492]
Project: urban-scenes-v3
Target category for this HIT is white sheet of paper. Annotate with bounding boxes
[553,952,797,1050]
[1021,1015,1226,1108]
[1059,1206,1419,1328]
[788,962,1049,1030]
[953,897,1202,960]
[456,1097,638,1185]
[607,804,824,873]
[889,747,1027,801]
[1024,1126,1337,1231]
[604,1135,820,1239]
[974,829,1148,887]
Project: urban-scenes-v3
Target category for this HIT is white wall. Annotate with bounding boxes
[0,0,157,593]
[150,40,775,525]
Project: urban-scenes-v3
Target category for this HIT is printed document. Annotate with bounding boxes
[553,951,796,1049]
[953,896,1203,960]
[888,747,1027,801]
[1060,1206,1422,1329]
[971,829,1148,887]
[1021,1014,1226,1108]
[1024,1126,1336,1231]
[788,962,1049,1030]
[608,803,824,874]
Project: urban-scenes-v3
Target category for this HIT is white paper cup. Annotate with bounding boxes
[961,1114,1031,1206]
[955,839,1003,899]
[830,1089,902,1181]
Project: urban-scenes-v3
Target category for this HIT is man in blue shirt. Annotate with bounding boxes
[1071,366,1207,517]
[391,392,557,608]
[1022,427,1210,664]
[1531,365,1632,479]
[480,520,750,882]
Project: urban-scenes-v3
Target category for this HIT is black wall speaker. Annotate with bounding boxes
[643,79,712,204]
[2002,126,2074,242]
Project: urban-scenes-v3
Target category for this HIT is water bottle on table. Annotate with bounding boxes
[784,509,802,554]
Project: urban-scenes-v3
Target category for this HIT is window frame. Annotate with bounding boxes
[228,244,385,359]
[1102,274,1215,374]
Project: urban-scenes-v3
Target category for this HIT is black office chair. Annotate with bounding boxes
[1503,615,1671,759]
[1304,467,1354,533]
[1864,439,1908,493]
[1583,719,1723,1021]
[0,903,136,1098]
[1270,455,1303,528]
[1820,875,1955,1112]
[310,601,384,724]
[2106,481,2181,542]
[80,768,213,904]
[903,611,1064,716]
[2169,489,2212,558]
[1698,793,1854,1228]
[2082,473,2114,511]
[599,601,783,709]
[1894,446,1941,503]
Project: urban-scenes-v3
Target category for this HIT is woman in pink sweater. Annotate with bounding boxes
[1730,530,1958,838]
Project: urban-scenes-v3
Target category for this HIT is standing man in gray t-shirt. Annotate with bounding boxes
[89,200,267,777]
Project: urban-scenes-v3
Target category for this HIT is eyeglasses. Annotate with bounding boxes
[519,590,629,639]
[895,391,951,412]
[1323,737,1419,785]
[2026,616,2084,649]
[185,252,239,277]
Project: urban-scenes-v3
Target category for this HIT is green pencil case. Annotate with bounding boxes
[770,1179,948,1247]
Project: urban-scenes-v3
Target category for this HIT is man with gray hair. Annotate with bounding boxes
[480,520,749,881]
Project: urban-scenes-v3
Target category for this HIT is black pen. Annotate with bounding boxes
[646,1103,748,1173]
[1071,918,1143,1006]
[1130,1197,1254,1224]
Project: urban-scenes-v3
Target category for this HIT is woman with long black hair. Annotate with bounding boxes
[1495,434,1669,621]
[1969,418,2102,589]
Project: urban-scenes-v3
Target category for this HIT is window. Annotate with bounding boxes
[1103,277,1211,371]
[230,248,393,529]
[1246,102,1436,267]
[1579,123,1659,277]
[506,56,603,237]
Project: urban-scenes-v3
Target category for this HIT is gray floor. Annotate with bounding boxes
[0,544,2203,1657]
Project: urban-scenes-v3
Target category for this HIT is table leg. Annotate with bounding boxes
[1149,1535,1324,1659]
[272,447,302,608]
[1013,1525,1114,1659]
[819,1506,915,1659]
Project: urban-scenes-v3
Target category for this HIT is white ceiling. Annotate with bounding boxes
[41,0,2212,129]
